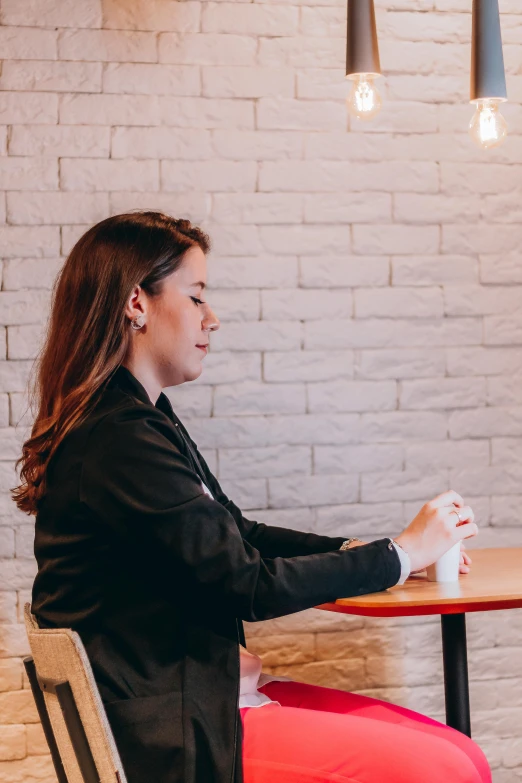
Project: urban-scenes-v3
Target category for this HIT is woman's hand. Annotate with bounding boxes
[394,490,478,573]
[459,542,472,574]
[411,541,472,575]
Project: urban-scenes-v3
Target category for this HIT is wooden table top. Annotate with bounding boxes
[316,548,522,617]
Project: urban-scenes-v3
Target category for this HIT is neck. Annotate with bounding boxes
[122,357,162,404]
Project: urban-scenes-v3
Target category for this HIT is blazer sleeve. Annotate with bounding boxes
[189,438,350,558]
[81,404,401,622]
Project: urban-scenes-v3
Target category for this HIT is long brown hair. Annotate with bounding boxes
[12,211,210,516]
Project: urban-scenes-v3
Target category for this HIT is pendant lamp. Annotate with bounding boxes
[469,0,508,149]
[346,0,382,121]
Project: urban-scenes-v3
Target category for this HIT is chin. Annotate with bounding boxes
[186,364,203,382]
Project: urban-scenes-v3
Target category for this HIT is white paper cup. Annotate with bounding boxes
[426,542,461,583]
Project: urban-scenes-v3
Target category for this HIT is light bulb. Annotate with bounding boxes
[346,74,382,121]
[469,99,507,150]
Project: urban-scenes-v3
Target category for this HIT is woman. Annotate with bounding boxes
[14,212,489,783]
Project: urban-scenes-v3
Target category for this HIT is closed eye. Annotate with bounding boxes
[190,296,206,306]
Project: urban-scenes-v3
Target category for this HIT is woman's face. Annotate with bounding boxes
[131,245,220,388]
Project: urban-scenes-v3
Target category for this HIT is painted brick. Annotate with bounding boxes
[205,290,260,322]
[405,440,490,470]
[214,381,306,416]
[400,377,486,410]
[109,192,210,222]
[304,193,392,224]
[1,0,102,27]
[9,125,110,158]
[0,27,57,60]
[256,98,347,132]
[361,411,448,442]
[447,347,522,377]
[59,93,160,125]
[212,130,303,160]
[308,380,397,413]
[356,348,446,380]
[212,194,303,225]
[0,229,59,259]
[258,36,343,70]
[0,725,25,761]
[3,260,62,292]
[262,289,352,320]
[355,287,443,319]
[444,225,522,255]
[25,723,48,756]
[314,444,403,475]
[305,318,481,350]
[392,256,478,286]
[159,97,255,128]
[202,67,294,99]
[111,127,212,160]
[202,3,298,36]
[0,93,58,124]
[0,61,101,93]
[103,63,200,96]
[259,160,438,193]
[0,158,57,191]
[259,225,350,256]
[480,254,522,284]
[60,158,159,192]
[58,29,158,62]
[353,225,439,255]
[208,257,298,290]
[161,161,256,193]
[159,33,257,66]
[0,660,23,693]
[361,468,448,502]
[300,257,390,288]
[268,474,359,508]
[192,352,261,386]
[264,351,354,383]
[102,0,200,32]
[394,193,481,224]
[219,445,310,479]
[7,193,109,225]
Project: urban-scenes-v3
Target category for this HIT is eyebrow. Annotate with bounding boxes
[191,281,206,290]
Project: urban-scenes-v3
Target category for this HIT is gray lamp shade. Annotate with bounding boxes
[470,0,507,102]
[346,0,381,78]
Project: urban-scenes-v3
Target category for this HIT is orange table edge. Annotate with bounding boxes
[315,548,522,738]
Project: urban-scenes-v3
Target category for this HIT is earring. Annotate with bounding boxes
[131,314,146,330]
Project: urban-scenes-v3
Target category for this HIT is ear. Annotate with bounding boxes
[124,285,146,323]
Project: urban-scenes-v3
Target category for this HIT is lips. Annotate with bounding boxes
[196,344,208,353]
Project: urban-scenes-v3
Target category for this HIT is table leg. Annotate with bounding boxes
[440,613,471,737]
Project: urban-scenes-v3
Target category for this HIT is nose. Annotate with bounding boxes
[202,305,220,333]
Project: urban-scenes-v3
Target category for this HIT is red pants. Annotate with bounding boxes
[240,680,491,783]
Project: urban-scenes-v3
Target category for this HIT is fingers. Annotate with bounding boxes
[454,520,479,542]
[448,505,475,525]
[430,490,464,509]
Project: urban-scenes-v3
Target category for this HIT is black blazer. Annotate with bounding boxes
[32,366,401,783]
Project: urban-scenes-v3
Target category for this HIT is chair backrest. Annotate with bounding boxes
[24,603,127,783]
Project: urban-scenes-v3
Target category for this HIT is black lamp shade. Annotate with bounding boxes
[346,0,381,78]
[470,0,507,102]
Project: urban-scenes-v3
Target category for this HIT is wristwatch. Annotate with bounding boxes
[339,538,363,550]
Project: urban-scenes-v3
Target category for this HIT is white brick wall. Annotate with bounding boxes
[1,0,522,780]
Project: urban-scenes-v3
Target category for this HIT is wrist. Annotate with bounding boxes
[339,538,364,550]
[392,537,409,556]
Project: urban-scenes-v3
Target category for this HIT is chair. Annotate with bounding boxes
[23,603,127,783]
